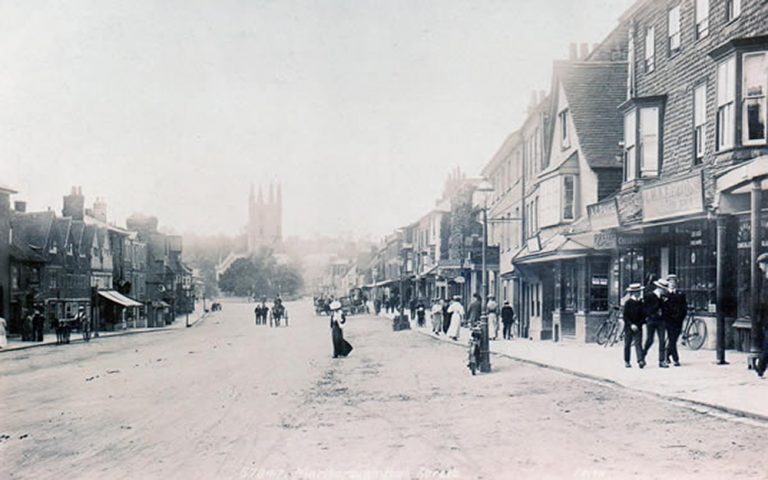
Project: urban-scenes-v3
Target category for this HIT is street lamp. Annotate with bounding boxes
[474,179,495,373]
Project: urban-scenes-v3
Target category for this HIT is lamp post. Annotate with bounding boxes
[474,180,495,373]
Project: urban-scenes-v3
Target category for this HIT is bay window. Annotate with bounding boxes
[727,0,741,22]
[639,107,660,177]
[623,111,637,181]
[694,83,707,162]
[716,56,736,150]
[563,175,575,221]
[668,6,681,54]
[695,0,709,40]
[742,52,767,145]
[645,27,655,73]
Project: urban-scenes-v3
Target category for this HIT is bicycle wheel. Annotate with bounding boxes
[596,321,611,346]
[685,318,707,350]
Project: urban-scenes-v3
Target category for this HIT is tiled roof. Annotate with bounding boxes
[558,62,627,169]
[82,225,96,252]
[70,220,85,251]
[52,217,72,251]
[11,211,55,251]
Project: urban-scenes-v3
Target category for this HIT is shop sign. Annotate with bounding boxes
[527,234,542,253]
[594,232,644,249]
[642,174,704,222]
[588,199,620,230]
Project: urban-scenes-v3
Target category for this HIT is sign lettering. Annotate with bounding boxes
[642,174,704,222]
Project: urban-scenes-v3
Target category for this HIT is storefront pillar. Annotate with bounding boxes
[716,214,729,365]
[750,180,763,365]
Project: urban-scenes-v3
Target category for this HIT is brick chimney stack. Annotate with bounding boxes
[92,197,107,222]
[62,186,85,220]
[580,43,589,60]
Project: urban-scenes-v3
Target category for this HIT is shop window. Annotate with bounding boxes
[695,0,709,40]
[694,83,707,162]
[10,265,19,290]
[562,262,578,311]
[742,52,767,145]
[668,6,681,54]
[645,26,655,73]
[589,258,610,312]
[735,216,768,318]
[717,56,736,150]
[674,221,716,312]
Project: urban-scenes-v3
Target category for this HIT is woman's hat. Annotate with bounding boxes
[452,295,462,300]
[626,283,643,293]
[654,279,670,290]
[330,300,342,311]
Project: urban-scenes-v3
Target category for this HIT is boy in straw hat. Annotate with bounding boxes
[643,279,670,368]
[623,283,646,368]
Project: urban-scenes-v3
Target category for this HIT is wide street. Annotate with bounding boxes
[2,299,768,480]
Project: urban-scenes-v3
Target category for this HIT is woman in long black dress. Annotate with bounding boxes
[330,301,353,358]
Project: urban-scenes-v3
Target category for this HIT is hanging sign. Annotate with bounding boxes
[588,198,620,230]
[642,173,704,222]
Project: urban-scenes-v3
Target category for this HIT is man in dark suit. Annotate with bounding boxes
[662,274,688,367]
[623,284,645,368]
[501,301,515,340]
[467,293,482,328]
[643,279,669,368]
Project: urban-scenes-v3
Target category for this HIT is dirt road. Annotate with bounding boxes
[2,299,767,479]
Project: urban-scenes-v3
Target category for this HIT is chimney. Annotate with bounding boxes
[14,201,26,213]
[569,43,578,61]
[62,186,85,220]
[580,43,589,60]
[92,197,107,222]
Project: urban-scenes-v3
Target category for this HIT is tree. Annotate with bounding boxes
[218,249,304,298]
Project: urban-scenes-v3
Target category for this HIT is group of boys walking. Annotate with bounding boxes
[622,274,688,369]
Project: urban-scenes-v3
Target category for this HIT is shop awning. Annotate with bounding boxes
[513,233,603,265]
[152,300,171,308]
[98,290,143,308]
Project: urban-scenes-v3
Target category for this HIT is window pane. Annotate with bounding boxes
[743,53,766,98]
[745,98,767,142]
[640,107,659,176]
[563,176,574,220]
[694,84,707,126]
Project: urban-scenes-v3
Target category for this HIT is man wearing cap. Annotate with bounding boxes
[623,283,645,368]
[643,279,669,368]
[662,274,687,367]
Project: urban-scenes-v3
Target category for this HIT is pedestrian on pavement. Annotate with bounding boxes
[431,298,444,335]
[622,283,646,368]
[22,310,33,341]
[643,279,669,368]
[0,314,7,349]
[330,300,353,358]
[374,298,381,316]
[33,308,45,342]
[662,274,687,367]
[754,253,768,378]
[416,298,426,328]
[446,295,465,341]
[409,298,417,321]
[442,299,450,334]
[501,301,515,339]
[487,296,499,340]
[467,293,482,328]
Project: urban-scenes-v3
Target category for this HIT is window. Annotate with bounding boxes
[639,107,660,176]
[559,109,570,148]
[589,258,610,312]
[668,6,681,54]
[627,30,636,98]
[695,0,709,39]
[694,83,707,162]
[563,176,575,220]
[645,27,655,72]
[743,52,767,145]
[623,111,637,181]
[717,56,736,150]
[727,0,741,22]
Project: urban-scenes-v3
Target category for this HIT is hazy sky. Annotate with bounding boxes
[1,0,634,240]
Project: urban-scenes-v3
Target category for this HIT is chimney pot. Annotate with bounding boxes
[569,43,578,60]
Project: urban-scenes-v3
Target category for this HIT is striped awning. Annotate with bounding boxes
[98,290,143,308]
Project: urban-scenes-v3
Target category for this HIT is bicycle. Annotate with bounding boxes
[596,305,622,346]
[680,308,707,350]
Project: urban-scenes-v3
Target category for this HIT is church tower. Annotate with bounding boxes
[247,182,283,253]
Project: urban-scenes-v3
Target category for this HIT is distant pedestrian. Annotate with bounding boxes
[446,296,465,341]
[623,283,645,368]
[467,293,482,328]
[374,298,381,315]
[33,309,45,342]
[487,296,499,340]
[330,301,353,358]
[643,279,669,368]
[22,310,33,341]
[754,253,768,378]
[442,299,450,334]
[0,315,7,349]
[662,274,687,367]
[409,298,417,321]
[416,299,426,328]
[431,299,444,335]
[501,301,515,339]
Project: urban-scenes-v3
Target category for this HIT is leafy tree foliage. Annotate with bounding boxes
[218,249,303,298]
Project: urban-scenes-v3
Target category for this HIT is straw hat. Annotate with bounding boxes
[626,283,643,293]
[654,279,670,290]
[330,300,342,311]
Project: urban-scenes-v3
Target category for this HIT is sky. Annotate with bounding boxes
[1,0,635,240]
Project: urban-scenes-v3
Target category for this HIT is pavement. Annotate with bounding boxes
[382,310,768,422]
[0,308,209,353]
